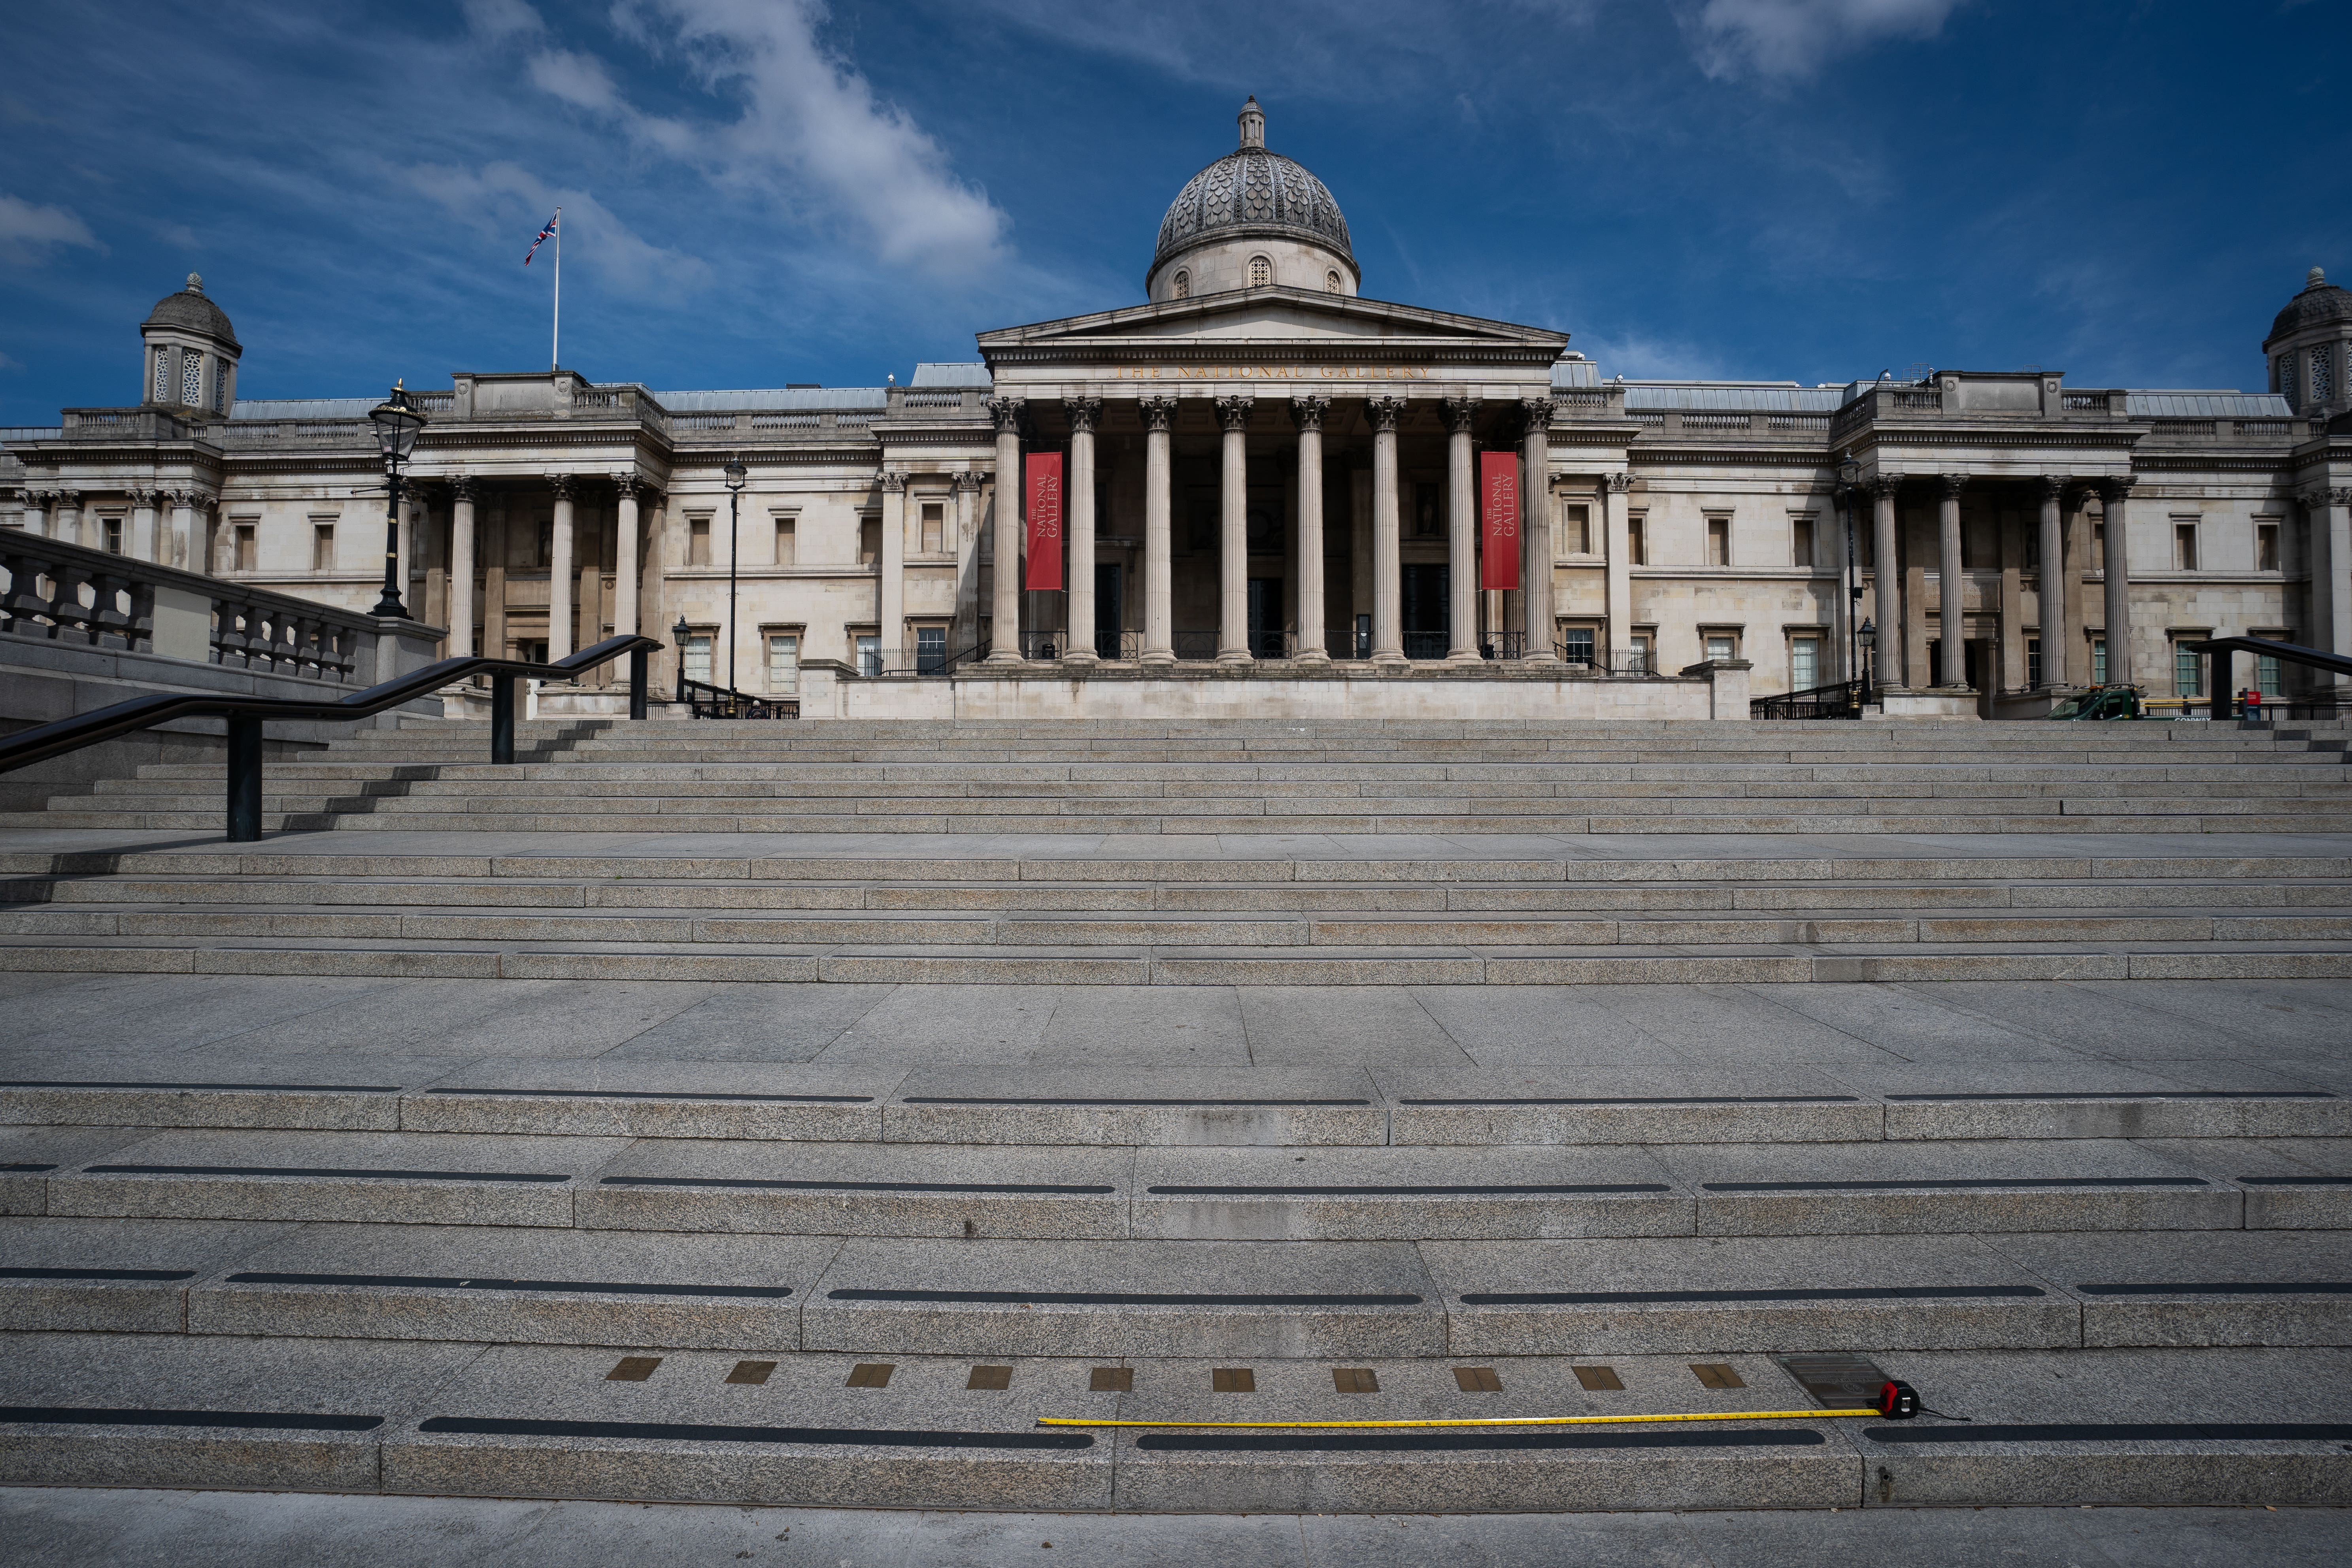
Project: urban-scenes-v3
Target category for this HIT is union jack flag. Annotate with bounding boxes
[524,209,559,265]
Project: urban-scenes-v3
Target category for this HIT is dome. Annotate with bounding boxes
[2265,266,2351,347]
[143,273,239,350]
[1149,99,1355,294]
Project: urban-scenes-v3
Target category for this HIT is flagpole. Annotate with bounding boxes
[551,208,561,371]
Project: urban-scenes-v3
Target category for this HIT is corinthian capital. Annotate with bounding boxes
[1937,473,1967,498]
[613,472,642,499]
[548,473,575,500]
[1519,398,1555,435]
[1063,395,1101,434]
[126,487,159,509]
[1138,396,1176,433]
[1365,395,1405,433]
[880,468,908,493]
[955,469,985,492]
[986,396,1025,434]
[1867,474,1901,498]
[1440,396,1478,435]
[449,475,478,504]
[1291,394,1329,433]
[1603,471,1634,494]
[2099,475,2137,504]
[2035,475,2066,501]
[1214,394,1253,432]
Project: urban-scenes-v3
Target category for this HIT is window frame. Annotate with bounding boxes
[761,627,802,695]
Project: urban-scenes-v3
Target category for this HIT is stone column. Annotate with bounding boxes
[1064,396,1100,665]
[398,495,419,613]
[2036,476,2066,686]
[1442,396,1479,662]
[1604,472,1634,668]
[1215,394,1253,662]
[55,490,85,551]
[613,474,640,641]
[546,475,576,660]
[1368,395,1406,664]
[1870,476,1903,687]
[1937,474,1966,686]
[449,477,477,657]
[1291,395,1330,663]
[986,397,1023,661]
[951,470,983,653]
[2100,475,2135,685]
[880,468,907,661]
[128,489,159,562]
[16,489,51,540]
[1520,400,1557,661]
[1140,396,1176,666]
[2318,487,2352,664]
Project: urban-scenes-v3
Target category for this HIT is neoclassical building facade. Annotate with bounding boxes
[7,101,2350,717]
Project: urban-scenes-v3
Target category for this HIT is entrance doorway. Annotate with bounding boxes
[1248,577,1284,659]
[1402,563,1449,659]
[1095,562,1123,660]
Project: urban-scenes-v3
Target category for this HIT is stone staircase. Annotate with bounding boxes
[4,1061,2348,1510]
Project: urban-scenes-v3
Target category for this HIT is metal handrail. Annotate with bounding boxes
[0,633,666,840]
[678,675,797,719]
[1752,678,1867,721]
[2187,638,2352,721]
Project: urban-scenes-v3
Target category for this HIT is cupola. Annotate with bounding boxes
[141,273,242,417]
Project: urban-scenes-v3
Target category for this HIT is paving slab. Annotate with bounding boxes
[399,1060,901,1139]
[2130,1138,2352,1229]
[0,1125,153,1213]
[802,1239,1444,1358]
[0,1216,293,1332]
[884,1065,1388,1147]
[1427,1234,2080,1354]
[1376,1065,1881,1146]
[1980,1230,2352,1347]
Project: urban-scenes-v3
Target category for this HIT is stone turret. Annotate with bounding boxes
[141,273,241,416]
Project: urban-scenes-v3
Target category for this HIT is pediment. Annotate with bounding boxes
[977,287,1566,360]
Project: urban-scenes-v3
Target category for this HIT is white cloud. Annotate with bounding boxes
[0,193,102,266]
[463,0,544,40]
[402,160,709,295]
[566,0,1011,278]
[527,48,624,113]
[1681,0,1966,82]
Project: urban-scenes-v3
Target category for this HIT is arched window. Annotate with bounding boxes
[1248,255,1271,288]
[1171,270,1189,299]
[1325,270,1342,294]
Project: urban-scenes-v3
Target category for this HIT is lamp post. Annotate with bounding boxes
[672,613,692,704]
[723,457,746,695]
[366,381,428,619]
[1857,617,1878,706]
[1836,454,1862,693]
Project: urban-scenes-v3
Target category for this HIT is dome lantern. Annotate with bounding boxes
[2263,263,2350,418]
[1147,99,1359,303]
[140,272,242,417]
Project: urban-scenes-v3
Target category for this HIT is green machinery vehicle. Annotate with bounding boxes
[2046,685,2147,720]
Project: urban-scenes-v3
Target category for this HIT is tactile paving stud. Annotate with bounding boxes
[1211,1367,1256,1393]
[1089,1367,1133,1393]
[846,1363,895,1388]
[1333,1367,1379,1393]
[1573,1365,1624,1392]
[1689,1363,1746,1389]
[967,1366,1013,1391]
[1453,1367,1502,1393]
[606,1356,661,1382]
[725,1360,776,1386]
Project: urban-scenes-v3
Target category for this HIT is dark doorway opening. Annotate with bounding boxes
[1402,563,1449,659]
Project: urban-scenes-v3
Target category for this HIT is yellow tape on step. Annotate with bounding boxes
[1038,1407,1878,1430]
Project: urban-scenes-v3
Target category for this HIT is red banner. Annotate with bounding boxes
[1479,451,1519,591]
[1024,453,1064,592]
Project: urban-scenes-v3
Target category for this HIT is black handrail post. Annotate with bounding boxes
[2210,647,2233,723]
[491,674,515,764]
[226,713,263,842]
[628,647,648,721]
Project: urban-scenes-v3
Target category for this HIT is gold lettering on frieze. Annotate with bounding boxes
[1112,365,1435,382]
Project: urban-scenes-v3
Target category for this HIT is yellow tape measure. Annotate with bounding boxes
[1039,1408,1877,1431]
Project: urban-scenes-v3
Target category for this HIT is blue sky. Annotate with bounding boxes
[2,0,2345,425]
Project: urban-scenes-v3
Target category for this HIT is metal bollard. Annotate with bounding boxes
[491,673,515,764]
[629,647,648,722]
[2210,649,2232,722]
[226,711,264,842]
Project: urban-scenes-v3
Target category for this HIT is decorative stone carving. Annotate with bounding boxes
[449,475,477,504]
[1063,396,1101,433]
[1214,394,1253,431]
[2099,475,2137,503]
[987,396,1025,434]
[880,469,908,492]
[1518,397,1554,434]
[1289,394,1329,432]
[1366,395,1405,432]
[1604,472,1634,494]
[955,470,985,492]
[1938,474,1968,498]
[549,474,575,500]
[2035,475,2066,501]
[1138,396,1177,432]
[1441,396,1478,434]
[1868,474,1901,498]
[613,472,642,499]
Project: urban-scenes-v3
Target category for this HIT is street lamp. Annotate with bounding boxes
[366,381,428,618]
[723,456,747,695]
[1836,454,1862,697]
[1857,617,1878,705]
[672,613,692,704]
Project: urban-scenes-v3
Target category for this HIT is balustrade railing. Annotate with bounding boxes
[1,532,373,684]
[1752,678,1867,720]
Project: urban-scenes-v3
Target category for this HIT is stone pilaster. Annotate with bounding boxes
[1604,472,1634,669]
[880,468,907,662]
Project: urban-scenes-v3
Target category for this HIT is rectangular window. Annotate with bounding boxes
[1628,515,1647,565]
[312,523,334,571]
[855,632,880,676]
[1791,518,1814,568]
[1706,517,1730,567]
[2092,638,2107,685]
[2174,641,2203,697]
[921,502,944,554]
[99,516,123,555]
[1561,503,1591,555]
[1790,636,1818,690]
[1558,626,1595,666]
[2174,522,2197,571]
[773,517,796,565]
[2021,527,2039,571]
[2027,637,2043,690]
[153,349,171,404]
[860,518,881,566]
[2257,523,2280,571]
[1705,631,1737,662]
[234,524,256,572]
[2257,638,2284,698]
[688,517,711,566]
[536,518,552,568]
[916,624,948,674]
[1413,482,1441,538]
[764,633,799,694]
[681,633,713,687]
[2092,522,2105,573]
[1629,632,1653,674]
